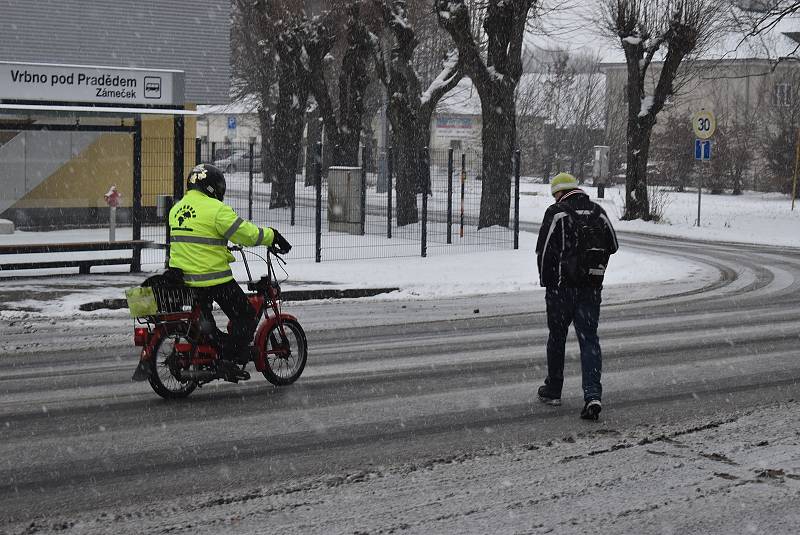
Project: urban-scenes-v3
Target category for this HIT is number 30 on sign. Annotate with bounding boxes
[692,110,716,139]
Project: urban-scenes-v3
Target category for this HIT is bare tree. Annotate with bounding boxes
[232,0,282,182]
[565,54,606,182]
[653,114,696,191]
[305,2,376,167]
[435,0,538,229]
[271,22,313,208]
[538,51,573,181]
[734,0,800,43]
[516,69,549,177]
[601,0,728,220]
[373,0,463,226]
[758,69,800,196]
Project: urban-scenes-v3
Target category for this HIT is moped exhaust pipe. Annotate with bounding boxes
[178,369,218,381]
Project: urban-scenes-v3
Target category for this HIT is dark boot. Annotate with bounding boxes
[216,360,250,382]
[537,384,562,406]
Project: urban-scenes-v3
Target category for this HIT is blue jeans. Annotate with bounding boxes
[544,287,603,402]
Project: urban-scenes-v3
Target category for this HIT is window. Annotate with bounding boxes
[774,83,792,107]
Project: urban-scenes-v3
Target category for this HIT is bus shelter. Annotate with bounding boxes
[0,61,197,271]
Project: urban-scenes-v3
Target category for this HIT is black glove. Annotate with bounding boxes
[269,228,292,254]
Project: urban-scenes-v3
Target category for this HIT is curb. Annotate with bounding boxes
[78,287,401,311]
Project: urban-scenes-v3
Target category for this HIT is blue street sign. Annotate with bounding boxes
[227,116,237,130]
[694,139,711,161]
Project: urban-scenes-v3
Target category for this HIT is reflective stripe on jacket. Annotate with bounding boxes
[168,190,274,287]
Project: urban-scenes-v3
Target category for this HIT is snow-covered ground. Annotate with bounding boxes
[517,182,800,248]
[2,180,795,316]
[1,186,798,534]
[13,400,799,535]
[0,228,713,319]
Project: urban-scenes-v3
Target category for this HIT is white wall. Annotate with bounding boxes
[197,113,261,144]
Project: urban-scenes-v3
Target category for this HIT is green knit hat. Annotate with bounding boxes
[550,172,579,197]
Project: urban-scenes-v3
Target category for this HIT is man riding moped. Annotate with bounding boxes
[165,163,291,381]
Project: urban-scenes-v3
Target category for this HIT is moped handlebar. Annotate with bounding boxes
[226,244,287,284]
[228,244,285,258]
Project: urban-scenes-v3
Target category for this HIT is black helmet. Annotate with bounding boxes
[187,163,226,201]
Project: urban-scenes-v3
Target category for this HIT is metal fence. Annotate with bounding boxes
[140,139,521,266]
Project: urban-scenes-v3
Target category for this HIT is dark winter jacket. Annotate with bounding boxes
[536,189,619,288]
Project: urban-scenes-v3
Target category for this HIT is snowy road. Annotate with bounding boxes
[1,234,799,533]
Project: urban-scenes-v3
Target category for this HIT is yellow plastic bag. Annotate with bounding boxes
[125,287,157,318]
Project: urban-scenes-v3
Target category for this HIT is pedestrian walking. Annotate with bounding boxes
[535,173,618,420]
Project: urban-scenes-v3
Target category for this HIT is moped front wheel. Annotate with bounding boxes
[260,318,307,386]
[149,330,198,399]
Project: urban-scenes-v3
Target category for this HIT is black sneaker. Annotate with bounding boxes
[580,400,602,420]
[537,385,561,406]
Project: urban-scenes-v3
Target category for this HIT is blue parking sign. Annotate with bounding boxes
[227,116,237,130]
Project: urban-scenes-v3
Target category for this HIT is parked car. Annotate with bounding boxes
[213,150,261,173]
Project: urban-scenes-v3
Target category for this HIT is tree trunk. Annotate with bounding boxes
[336,31,371,166]
[389,103,421,226]
[271,29,310,209]
[258,106,276,184]
[305,109,321,186]
[271,89,308,208]
[478,83,515,229]
[624,121,652,220]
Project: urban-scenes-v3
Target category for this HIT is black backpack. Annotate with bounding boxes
[558,203,610,286]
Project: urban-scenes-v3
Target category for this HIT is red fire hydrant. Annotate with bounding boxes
[104,185,121,241]
[104,185,121,208]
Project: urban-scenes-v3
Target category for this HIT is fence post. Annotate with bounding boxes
[195,138,202,165]
[164,195,173,268]
[360,146,367,235]
[315,141,322,263]
[387,147,393,239]
[131,117,142,272]
[460,153,466,239]
[248,143,254,221]
[514,149,520,250]
[211,141,217,163]
[421,146,428,258]
[447,148,453,244]
[173,115,184,200]
[291,145,296,226]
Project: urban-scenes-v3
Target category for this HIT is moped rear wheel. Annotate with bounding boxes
[261,318,307,386]
[149,329,198,399]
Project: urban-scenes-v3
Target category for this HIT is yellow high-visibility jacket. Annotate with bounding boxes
[168,190,274,287]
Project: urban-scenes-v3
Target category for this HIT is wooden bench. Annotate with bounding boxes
[0,240,152,274]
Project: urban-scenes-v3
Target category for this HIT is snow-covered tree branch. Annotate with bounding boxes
[372,0,463,226]
[602,0,729,220]
[435,0,538,229]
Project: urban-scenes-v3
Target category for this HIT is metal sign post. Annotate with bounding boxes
[694,140,712,226]
[692,110,716,227]
[792,128,799,211]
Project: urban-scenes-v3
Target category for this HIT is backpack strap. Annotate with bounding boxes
[558,202,601,222]
[557,202,580,223]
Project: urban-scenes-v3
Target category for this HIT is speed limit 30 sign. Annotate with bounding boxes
[692,110,716,139]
